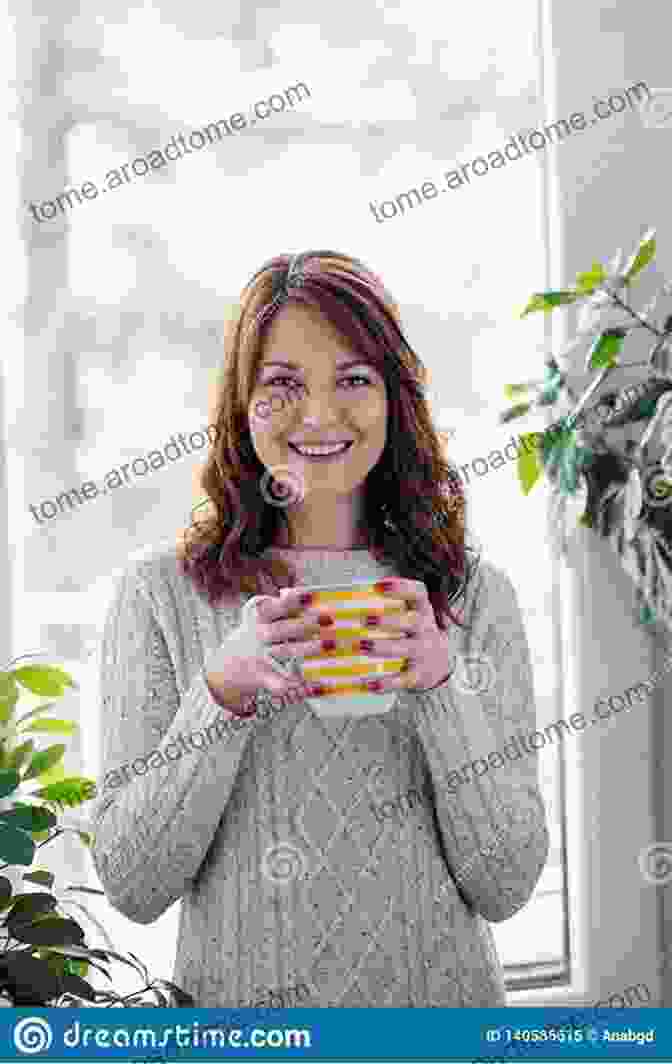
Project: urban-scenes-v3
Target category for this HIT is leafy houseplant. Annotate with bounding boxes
[502,228,672,628]
[0,656,194,1007]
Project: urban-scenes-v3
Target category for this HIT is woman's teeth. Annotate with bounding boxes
[290,442,352,456]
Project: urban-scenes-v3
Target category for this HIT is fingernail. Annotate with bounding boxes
[300,592,313,606]
[318,614,334,627]
[321,639,337,652]
[366,615,381,626]
[359,639,375,652]
[310,684,327,696]
[375,580,394,592]
[366,679,382,692]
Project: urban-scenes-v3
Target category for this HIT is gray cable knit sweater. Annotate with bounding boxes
[90,542,548,1008]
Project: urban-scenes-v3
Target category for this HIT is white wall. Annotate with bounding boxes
[545,0,672,1006]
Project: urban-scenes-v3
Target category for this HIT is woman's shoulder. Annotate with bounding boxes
[461,555,520,626]
[107,538,198,601]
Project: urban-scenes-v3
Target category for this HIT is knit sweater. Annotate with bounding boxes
[90,542,549,1008]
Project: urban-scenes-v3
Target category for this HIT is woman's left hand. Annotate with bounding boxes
[359,578,457,693]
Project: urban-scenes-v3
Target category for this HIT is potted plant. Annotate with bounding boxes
[502,227,672,628]
[0,655,194,1007]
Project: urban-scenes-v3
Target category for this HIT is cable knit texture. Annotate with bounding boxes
[90,541,549,1008]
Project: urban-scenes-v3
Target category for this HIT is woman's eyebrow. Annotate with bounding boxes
[260,359,371,371]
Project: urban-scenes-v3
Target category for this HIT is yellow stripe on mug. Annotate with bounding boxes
[296,582,409,698]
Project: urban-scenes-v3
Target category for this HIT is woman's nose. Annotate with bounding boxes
[296,389,341,423]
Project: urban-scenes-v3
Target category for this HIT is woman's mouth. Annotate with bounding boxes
[288,441,354,462]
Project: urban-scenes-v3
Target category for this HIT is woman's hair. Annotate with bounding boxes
[178,249,479,632]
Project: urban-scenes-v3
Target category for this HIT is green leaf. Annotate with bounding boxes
[0,824,35,866]
[10,916,86,947]
[0,769,20,800]
[575,261,607,294]
[0,674,19,726]
[34,759,68,787]
[67,957,90,979]
[499,402,531,424]
[4,892,57,928]
[5,740,35,773]
[0,674,17,700]
[520,290,580,317]
[624,228,656,282]
[32,777,97,811]
[0,952,65,1005]
[21,719,78,736]
[558,436,581,495]
[0,805,57,832]
[504,382,534,400]
[12,666,77,697]
[587,328,627,370]
[14,701,59,728]
[0,876,12,908]
[61,970,98,1001]
[517,433,543,495]
[21,744,66,782]
[22,869,55,889]
[539,366,564,404]
[635,397,660,419]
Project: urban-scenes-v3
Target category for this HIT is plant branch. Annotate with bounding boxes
[566,364,615,428]
[609,290,665,338]
[0,828,65,873]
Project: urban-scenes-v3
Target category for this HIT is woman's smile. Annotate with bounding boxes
[288,440,355,461]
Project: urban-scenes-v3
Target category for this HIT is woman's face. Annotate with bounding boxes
[247,303,388,500]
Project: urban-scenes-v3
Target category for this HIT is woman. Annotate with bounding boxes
[91,249,548,1008]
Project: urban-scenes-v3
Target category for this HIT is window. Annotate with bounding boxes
[9,0,570,997]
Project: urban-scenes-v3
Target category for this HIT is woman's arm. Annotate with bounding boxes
[412,563,549,922]
[90,560,257,925]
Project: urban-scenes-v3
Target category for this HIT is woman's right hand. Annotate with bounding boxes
[206,588,331,713]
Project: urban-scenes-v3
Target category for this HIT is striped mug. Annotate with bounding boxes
[282,581,408,716]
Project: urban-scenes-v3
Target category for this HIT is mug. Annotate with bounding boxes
[279,581,408,716]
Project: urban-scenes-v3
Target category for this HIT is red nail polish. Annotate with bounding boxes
[366,614,381,626]
[299,592,313,606]
[359,639,374,652]
[322,638,337,651]
[310,684,327,696]
[318,614,334,627]
[367,679,382,692]
[375,580,394,592]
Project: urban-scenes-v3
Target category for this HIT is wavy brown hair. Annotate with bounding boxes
[178,249,480,632]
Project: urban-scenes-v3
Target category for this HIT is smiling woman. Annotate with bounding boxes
[91,249,548,1009]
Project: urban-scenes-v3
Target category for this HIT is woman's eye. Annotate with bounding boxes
[342,375,373,387]
[263,376,302,389]
[261,375,372,389]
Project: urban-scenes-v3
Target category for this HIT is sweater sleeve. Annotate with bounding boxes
[90,560,257,925]
[411,563,549,922]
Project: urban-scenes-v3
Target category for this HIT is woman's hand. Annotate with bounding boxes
[206,588,331,713]
[358,578,456,694]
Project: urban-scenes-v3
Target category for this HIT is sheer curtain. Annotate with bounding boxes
[8,0,567,998]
